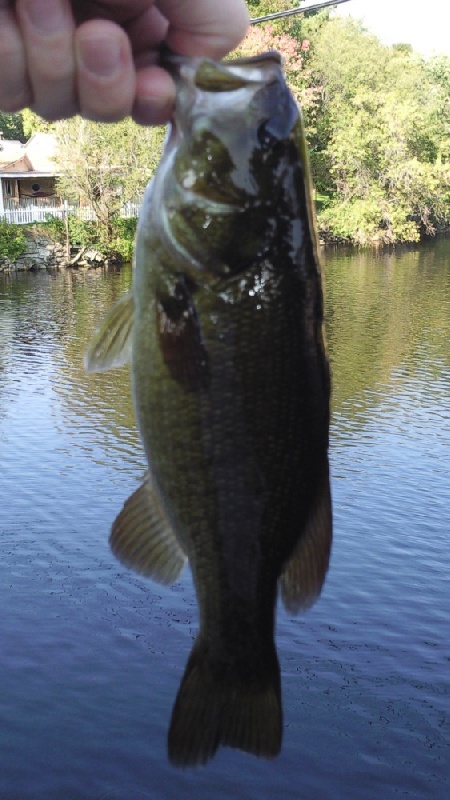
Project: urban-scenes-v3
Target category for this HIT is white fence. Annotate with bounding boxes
[0,200,141,225]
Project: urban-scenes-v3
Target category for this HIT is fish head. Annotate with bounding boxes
[171,51,298,179]
[150,51,302,283]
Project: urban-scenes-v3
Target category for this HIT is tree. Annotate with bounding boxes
[246,0,295,20]
[22,109,55,138]
[306,16,450,243]
[233,18,321,128]
[55,117,165,248]
[0,112,24,141]
[426,54,450,164]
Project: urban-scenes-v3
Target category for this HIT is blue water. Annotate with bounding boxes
[0,243,449,799]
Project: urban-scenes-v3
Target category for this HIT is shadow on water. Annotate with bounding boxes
[0,241,449,799]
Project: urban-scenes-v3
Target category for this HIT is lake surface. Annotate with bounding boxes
[0,239,449,799]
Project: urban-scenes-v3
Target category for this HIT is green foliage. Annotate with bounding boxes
[67,216,98,249]
[25,11,448,248]
[31,216,95,249]
[242,13,450,243]
[40,216,66,244]
[246,0,291,20]
[21,109,55,138]
[304,16,450,243]
[319,196,421,246]
[55,117,163,247]
[66,215,136,260]
[246,0,329,35]
[35,213,137,262]
[107,217,138,261]
[427,53,450,95]
[0,112,24,141]
[0,220,27,261]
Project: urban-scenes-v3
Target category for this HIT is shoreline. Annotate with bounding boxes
[1,227,449,273]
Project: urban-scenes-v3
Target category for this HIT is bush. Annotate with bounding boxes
[67,215,98,249]
[318,195,421,246]
[24,213,138,263]
[41,215,66,244]
[0,220,27,261]
[34,215,101,249]
[107,216,138,261]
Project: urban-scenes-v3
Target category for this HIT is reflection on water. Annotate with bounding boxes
[0,242,449,799]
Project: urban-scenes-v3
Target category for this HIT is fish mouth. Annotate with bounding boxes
[160,48,283,92]
[159,47,290,145]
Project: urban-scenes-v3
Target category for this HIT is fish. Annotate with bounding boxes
[85,50,332,767]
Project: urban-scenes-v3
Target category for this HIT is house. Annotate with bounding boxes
[0,133,61,222]
[0,131,139,225]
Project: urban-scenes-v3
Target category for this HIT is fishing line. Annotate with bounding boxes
[250,0,351,25]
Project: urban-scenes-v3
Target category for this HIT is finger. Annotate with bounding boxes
[75,20,136,122]
[132,65,175,126]
[15,0,77,120]
[0,1,31,111]
[125,4,169,61]
[156,0,250,59]
[125,4,176,125]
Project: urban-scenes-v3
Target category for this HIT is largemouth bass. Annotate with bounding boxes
[86,50,332,767]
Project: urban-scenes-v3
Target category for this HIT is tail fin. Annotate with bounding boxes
[168,636,282,767]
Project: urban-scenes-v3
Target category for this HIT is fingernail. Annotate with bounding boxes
[23,0,67,34]
[79,35,122,77]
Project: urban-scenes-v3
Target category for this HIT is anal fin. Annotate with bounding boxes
[110,474,187,584]
[280,465,332,613]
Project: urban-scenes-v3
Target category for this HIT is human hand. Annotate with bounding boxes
[0,0,249,124]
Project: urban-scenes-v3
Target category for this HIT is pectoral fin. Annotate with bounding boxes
[280,467,332,613]
[110,474,187,584]
[85,291,134,373]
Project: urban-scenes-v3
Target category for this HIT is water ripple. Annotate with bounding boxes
[1,249,449,799]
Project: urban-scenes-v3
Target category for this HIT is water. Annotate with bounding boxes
[0,241,449,799]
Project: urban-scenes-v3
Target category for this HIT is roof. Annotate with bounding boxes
[0,133,59,177]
